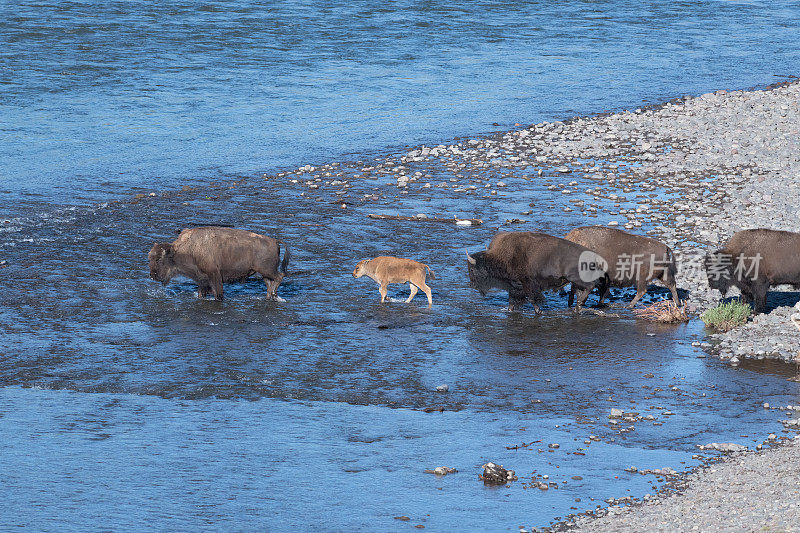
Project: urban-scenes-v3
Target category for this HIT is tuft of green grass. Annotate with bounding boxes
[700,300,751,332]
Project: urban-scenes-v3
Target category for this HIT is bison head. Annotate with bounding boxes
[704,251,732,295]
[148,242,177,283]
[352,259,369,278]
[466,251,492,296]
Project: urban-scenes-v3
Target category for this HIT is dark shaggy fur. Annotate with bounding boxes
[149,226,289,301]
[564,225,679,307]
[706,228,800,313]
[467,231,609,314]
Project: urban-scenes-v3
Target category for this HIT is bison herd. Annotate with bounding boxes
[148,225,800,315]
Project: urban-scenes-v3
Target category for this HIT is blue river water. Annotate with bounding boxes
[2,1,800,531]
[1,0,799,202]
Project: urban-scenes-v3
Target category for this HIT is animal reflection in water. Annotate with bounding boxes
[352,256,435,307]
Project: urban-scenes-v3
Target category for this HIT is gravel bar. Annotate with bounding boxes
[565,437,800,532]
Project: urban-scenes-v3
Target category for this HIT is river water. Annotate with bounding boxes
[1,1,800,531]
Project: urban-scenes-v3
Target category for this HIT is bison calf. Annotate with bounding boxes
[352,256,435,307]
[564,225,679,307]
[705,228,800,313]
[149,226,289,301]
[467,231,608,314]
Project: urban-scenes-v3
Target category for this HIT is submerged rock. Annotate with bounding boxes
[424,466,457,476]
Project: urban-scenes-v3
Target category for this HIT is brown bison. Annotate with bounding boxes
[466,231,608,314]
[564,226,679,307]
[705,228,800,313]
[148,226,289,301]
[353,256,436,307]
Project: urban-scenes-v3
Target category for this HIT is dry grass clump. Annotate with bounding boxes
[634,301,690,323]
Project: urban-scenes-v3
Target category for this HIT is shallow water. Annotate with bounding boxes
[2,170,800,530]
[3,0,800,530]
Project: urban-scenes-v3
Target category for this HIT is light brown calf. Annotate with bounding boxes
[352,256,436,307]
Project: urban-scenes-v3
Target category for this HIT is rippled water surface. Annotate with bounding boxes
[2,0,799,201]
[2,0,800,530]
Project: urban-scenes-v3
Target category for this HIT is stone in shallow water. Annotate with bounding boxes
[480,462,517,484]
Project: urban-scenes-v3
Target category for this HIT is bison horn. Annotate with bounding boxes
[466,251,476,265]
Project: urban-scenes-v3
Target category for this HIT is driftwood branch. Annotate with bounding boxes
[505,440,541,450]
[367,214,482,225]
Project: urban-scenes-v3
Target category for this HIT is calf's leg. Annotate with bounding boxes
[419,282,433,307]
[379,282,388,303]
[406,284,418,303]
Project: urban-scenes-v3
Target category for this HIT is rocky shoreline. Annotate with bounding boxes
[563,436,800,532]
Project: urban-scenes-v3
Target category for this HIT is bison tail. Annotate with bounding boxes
[279,241,290,274]
[425,265,436,280]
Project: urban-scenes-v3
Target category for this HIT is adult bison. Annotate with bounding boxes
[466,231,608,314]
[148,226,289,301]
[564,226,679,307]
[705,228,800,313]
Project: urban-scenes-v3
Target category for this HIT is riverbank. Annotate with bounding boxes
[565,436,800,532]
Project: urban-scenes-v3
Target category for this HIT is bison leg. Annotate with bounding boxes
[573,286,592,312]
[262,272,284,300]
[567,286,575,307]
[406,283,418,303]
[739,288,753,306]
[522,280,545,315]
[666,279,680,306]
[751,280,770,314]
[628,279,647,308]
[197,280,211,299]
[596,284,611,306]
[210,270,224,301]
[530,291,545,315]
[507,288,525,312]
